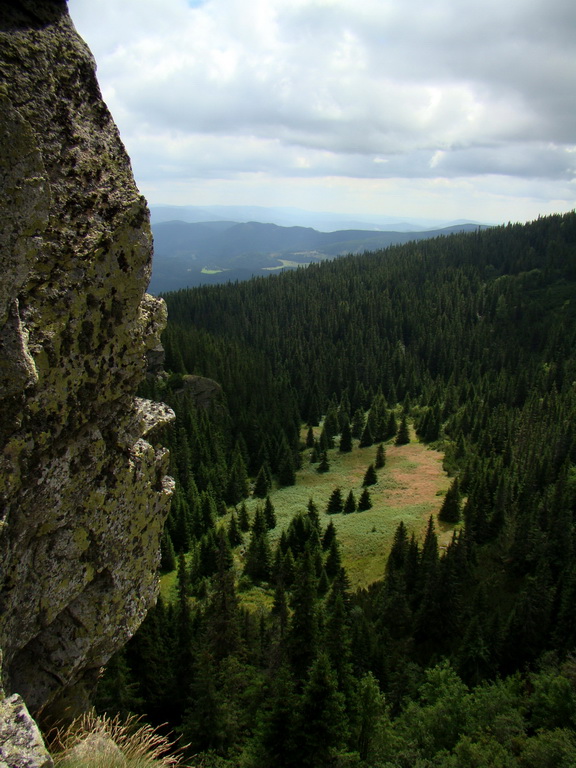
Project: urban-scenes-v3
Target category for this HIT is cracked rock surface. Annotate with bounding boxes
[0,0,174,724]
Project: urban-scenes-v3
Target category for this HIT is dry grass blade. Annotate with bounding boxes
[49,711,184,768]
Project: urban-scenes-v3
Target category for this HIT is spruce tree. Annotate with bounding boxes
[322,519,337,551]
[238,502,250,532]
[227,512,243,547]
[325,539,342,577]
[253,463,270,498]
[317,451,330,473]
[359,422,374,448]
[339,421,353,453]
[226,448,249,505]
[395,414,410,445]
[358,488,372,510]
[326,487,344,514]
[343,490,357,514]
[306,497,321,532]
[160,529,177,572]
[278,448,296,486]
[319,424,334,451]
[296,653,348,767]
[244,527,272,583]
[362,463,377,487]
[252,506,267,536]
[375,443,386,469]
[385,410,398,440]
[281,548,297,589]
[264,495,277,529]
[438,478,462,524]
[317,567,330,596]
[306,426,315,448]
[250,662,299,768]
[351,408,365,439]
[288,548,319,680]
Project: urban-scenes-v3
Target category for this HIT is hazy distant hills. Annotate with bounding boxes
[149,215,488,294]
[150,203,483,232]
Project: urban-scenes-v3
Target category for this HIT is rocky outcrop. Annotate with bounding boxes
[0,0,174,725]
[0,693,53,768]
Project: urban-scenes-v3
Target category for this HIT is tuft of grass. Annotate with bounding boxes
[49,712,184,768]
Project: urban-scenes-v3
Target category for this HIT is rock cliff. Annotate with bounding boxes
[0,0,174,729]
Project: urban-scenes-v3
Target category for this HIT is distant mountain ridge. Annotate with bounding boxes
[150,204,485,232]
[149,218,488,293]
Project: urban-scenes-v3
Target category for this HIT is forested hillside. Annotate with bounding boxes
[99,212,576,766]
[149,219,484,292]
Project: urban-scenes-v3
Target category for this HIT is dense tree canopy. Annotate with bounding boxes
[99,212,576,766]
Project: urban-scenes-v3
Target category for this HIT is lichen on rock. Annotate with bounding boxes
[0,0,174,729]
[0,694,54,768]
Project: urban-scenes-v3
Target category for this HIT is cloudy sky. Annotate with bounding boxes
[67,0,575,225]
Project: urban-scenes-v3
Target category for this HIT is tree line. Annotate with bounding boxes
[98,211,576,766]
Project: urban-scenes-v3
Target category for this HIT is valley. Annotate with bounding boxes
[102,212,576,767]
[149,217,487,292]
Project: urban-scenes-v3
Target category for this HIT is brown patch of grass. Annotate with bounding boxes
[263,431,453,589]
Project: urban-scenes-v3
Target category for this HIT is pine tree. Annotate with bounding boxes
[296,653,348,767]
[351,408,365,439]
[227,512,243,547]
[253,463,271,498]
[317,451,330,473]
[355,672,387,761]
[244,527,272,583]
[160,529,177,572]
[175,554,195,708]
[238,501,250,531]
[385,410,398,440]
[252,505,267,536]
[322,520,337,551]
[271,582,290,640]
[318,426,331,452]
[281,548,297,589]
[181,648,225,753]
[94,648,141,718]
[339,421,353,453]
[438,478,462,524]
[362,463,377,487]
[359,422,374,448]
[358,488,372,510]
[414,516,442,648]
[277,447,296,486]
[343,490,357,514]
[306,426,315,448]
[226,447,249,505]
[264,495,277,529]
[306,497,321,532]
[288,548,319,680]
[325,539,342,578]
[204,539,241,666]
[250,663,299,768]
[395,414,410,445]
[326,487,344,514]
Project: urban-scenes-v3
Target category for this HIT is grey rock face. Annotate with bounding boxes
[0,0,174,726]
[0,694,54,768]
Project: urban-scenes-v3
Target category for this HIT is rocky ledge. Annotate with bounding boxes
[0,0,174,730]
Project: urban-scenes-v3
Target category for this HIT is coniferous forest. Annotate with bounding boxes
[98,212,576,766]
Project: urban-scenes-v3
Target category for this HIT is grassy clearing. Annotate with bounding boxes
[238,427,453,590]
[160,426,454,604]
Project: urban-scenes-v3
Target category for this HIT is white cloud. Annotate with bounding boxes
[68,0,576,222]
